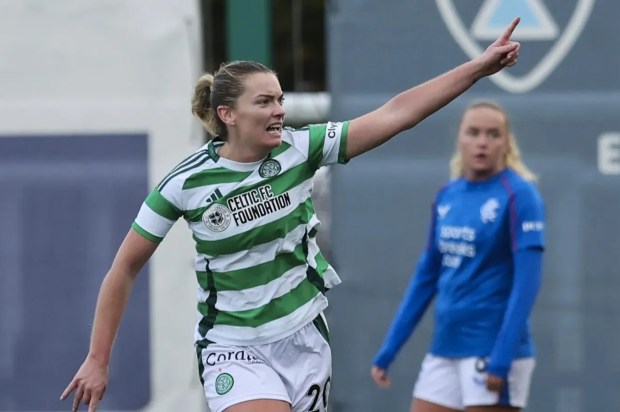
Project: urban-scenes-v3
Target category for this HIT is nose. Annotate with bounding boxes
[477,136,490,147]
[274,103,286,118]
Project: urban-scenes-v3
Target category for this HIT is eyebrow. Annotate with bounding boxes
[255,93,284,99]
[466,126,501,130]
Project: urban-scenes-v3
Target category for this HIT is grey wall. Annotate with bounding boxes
[0,135,151,411]
[326,1,620,411]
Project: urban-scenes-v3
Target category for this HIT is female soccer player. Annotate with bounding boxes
[371,101,545,412]
[62,19,522,412]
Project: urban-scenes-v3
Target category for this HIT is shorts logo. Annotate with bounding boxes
[259,159,281,178]
[436,0,595,93]
[473,358,488,386]
[475,357,488,372]
[215,372,234,395]
[202,203,232,232]
[206,350,265,365]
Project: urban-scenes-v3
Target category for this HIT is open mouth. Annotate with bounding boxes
[474,153,488,161]
[266,123,282,135]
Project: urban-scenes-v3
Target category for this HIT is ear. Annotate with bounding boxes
[216,105,235,126]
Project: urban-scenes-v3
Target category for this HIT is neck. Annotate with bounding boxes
[218,140,270,163]
[464,167,504,182]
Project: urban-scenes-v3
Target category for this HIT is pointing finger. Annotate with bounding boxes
[501,17,521,42]
[60,380,77,400]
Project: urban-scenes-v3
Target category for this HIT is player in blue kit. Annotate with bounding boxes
[371,102,545,412]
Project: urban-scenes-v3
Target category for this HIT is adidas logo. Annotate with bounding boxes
[206,188,223,203]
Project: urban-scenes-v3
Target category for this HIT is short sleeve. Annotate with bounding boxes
[132,186,183,243]
[510,184,545,251]
[307,121,350,170]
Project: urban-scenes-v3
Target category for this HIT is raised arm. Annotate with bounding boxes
[346,17,521,160]
[61,229,158,412]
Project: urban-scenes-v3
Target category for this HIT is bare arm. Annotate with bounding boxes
[346,17,521,160]
[87,229,157,363]
[61,229,159,412]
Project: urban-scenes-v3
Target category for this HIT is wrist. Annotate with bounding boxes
[486,362,510,379]
[87,351,110,367]
[464,58,487,83]
[373,352,392,370]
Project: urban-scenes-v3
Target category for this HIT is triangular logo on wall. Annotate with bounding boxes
[436,0,595,93]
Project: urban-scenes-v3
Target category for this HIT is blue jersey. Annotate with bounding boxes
[430,168,544,357]
[374,168,545,377]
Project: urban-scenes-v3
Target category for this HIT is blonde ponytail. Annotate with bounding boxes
[191,73,220,138]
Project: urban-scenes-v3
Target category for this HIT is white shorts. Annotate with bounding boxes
[197,314,331,412]
[413,354,535,409]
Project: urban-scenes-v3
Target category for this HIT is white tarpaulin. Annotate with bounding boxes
[0,1,207,410]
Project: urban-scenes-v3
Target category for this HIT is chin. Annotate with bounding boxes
[263,136,283,149]
[468,167,494,180]
[472,166,492,174]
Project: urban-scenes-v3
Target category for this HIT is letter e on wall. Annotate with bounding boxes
[598,133,620,175]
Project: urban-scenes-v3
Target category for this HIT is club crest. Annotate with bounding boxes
[259,159,282,178]
[436,0,595,93]
[215,372,234,395]
[480,198,500,223]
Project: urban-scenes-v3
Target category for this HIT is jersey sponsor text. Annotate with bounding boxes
[227,184,292,226]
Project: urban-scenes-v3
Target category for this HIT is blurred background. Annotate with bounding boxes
[0,0,618,411]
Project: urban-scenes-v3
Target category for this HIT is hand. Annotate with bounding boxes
[60,356,108,412]
[370,366,391,388]
[475,17,521,77]
[486,373,505,393]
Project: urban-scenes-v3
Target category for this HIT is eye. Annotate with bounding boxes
[465,128,479,136]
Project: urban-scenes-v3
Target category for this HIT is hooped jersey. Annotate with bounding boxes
[132,122,349,346]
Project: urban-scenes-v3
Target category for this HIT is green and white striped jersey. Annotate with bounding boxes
[132,121,349,346]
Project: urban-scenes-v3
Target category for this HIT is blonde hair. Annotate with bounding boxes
[191,61,274,140]
[449,101,537,182]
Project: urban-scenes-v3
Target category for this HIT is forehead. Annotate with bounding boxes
[461,106,506,126]
[240,72,282,97]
